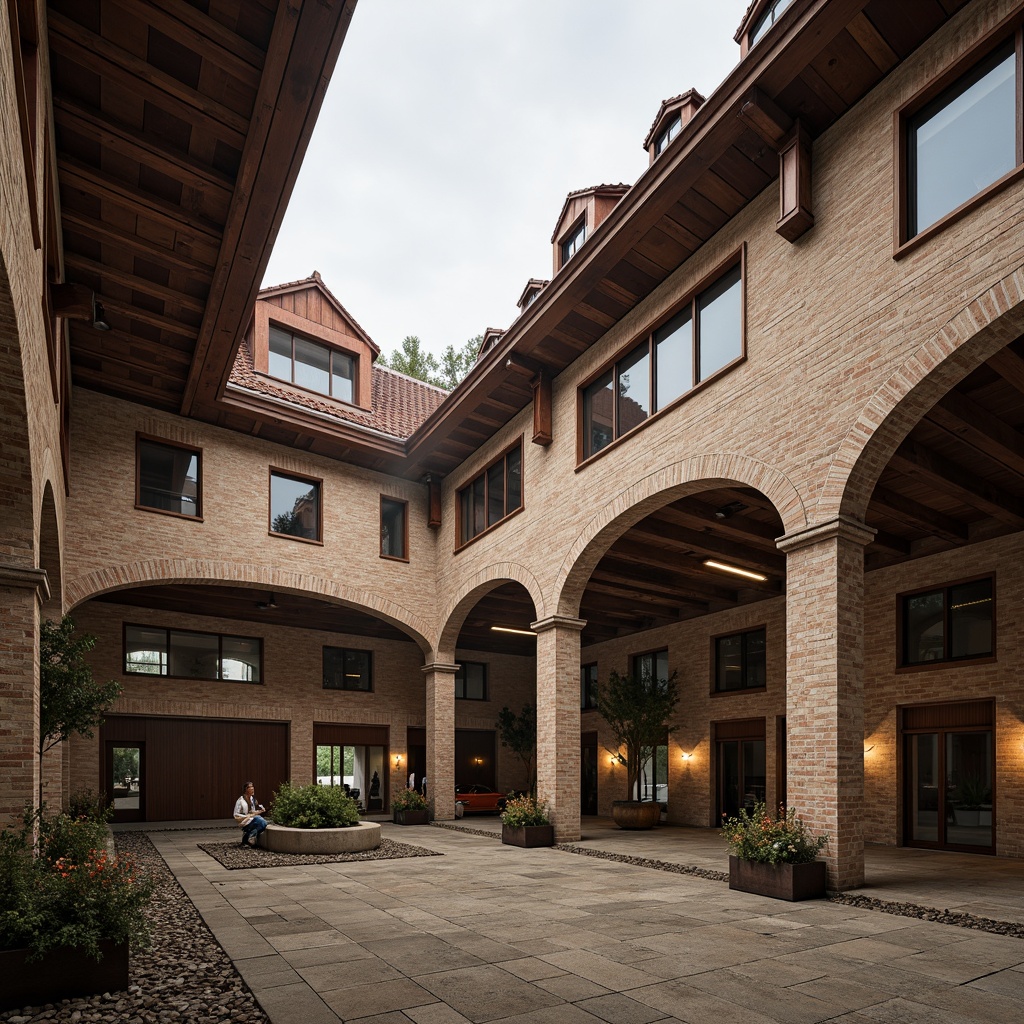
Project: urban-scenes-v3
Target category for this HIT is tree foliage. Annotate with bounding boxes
[496,704,537,793]
[378,334,481,390]
[596,667,680,801]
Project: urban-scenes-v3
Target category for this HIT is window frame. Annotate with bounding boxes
[653,114,682,157]
[454,438,524,550]
[267,322,359,404]
[322,646,373,692]
[122,622,262,684]
[711,626,767,696]
[897,574,996,671]
[631,648,669,688]
[894,18,1024,257]
[577,249,746,466]
[380,496,409,562]
[747,0,794,49]
[581,662,598,710]
[559,215,587,268]
[135,433,203,521]
[268,467,323,545]
[454,661,488,701]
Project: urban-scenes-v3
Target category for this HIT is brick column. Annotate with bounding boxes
[533,614,585,842]
[0,564,49,824]
[423,662,457,820]
[777,515,874,892]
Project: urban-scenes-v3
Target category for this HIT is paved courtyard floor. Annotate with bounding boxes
[147,820,1024,1024]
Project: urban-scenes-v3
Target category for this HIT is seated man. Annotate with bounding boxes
[233,781,267,847]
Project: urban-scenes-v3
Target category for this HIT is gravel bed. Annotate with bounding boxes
[552,843,731,881]
[829,893,1024,937]
[429,821,503,840]
[198,836,441,869]
[0,832,267,1024]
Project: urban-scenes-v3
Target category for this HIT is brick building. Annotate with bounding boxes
[3,0,1024,890]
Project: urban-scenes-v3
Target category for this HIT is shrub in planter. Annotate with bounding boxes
[500,794,554,848]
[391,788,427,812]
[270,782,360,829]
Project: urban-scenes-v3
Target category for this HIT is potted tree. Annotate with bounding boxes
[721,802,829,901]
[392,787,429,825]
[597,667,680,829]
[500,794,553,848]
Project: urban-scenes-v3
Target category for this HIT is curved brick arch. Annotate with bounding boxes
[66,559,434,654]
[829,268,1024,522]
[435,562,545,663]
[38,480,62,616]
[554,453,805,618]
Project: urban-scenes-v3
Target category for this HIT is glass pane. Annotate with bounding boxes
[316,745,337,785]
[655,744,668,805]
[948,730,993,848]
[742,739,766,811]
[459,487,473,545]
[697,265,742,380]
[950,579,993,659]
[331,352,354,403]
[381,499,406,558]
[221,636,260,683]
[506,446,522,512]
[904,589,944,663]
[323,647,346,689]
[583,372,615,457]
[908,733,940,842]
[456,663,485,700]
[655,308,692,409]
[268,326,292,380]
[910,46,1016,235]
[293,337,331,394]
[720,741,741,820]
[168,630,218,679]
[344,650,372,691]
[487,462,505,527]
[617,343,650,434]
[271,473,320,539]
[746,629,766,688]
[716,635,742,691]
[472,476,486,536]
[125,624,167,675]
[138,440,199,516]
[112,746,141,811]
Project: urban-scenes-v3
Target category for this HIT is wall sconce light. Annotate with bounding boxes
[609,752,626,766]
[864,744,875,754]
[680,751,693,761]
[393,754,402,768]
[471,757,484,766]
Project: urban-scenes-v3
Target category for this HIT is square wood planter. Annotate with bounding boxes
[728,856,827,901]
[0,939,129,1011]
[393,809,429,825]
[501,824,554,848]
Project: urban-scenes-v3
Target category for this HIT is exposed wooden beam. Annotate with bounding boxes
[986,347,1024,399]
[925,390,1024,477]
[870,485,970,544]
[738,86,793,147]
[65,253,207,314]
[99,297,199,342]
[629,519,786,575]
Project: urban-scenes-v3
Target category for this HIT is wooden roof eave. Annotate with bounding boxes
[181,0,359,420]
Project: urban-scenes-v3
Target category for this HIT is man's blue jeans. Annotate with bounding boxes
[242,815,267,845]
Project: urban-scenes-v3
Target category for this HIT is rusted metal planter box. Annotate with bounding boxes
[393,809,429,825]
[728,855,827,901]
[0,940,129,1011]
[501,824,554,848]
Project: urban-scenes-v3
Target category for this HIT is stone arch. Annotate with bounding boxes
[554,452,804,618]
[435,561,545,662]
[65,558,434,655]
[826,267,1024,523]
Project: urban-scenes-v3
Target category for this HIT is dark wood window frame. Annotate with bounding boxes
[455,661,488,701]
[266,320,359,404]
[576,248,746,467]
[559,215,587,268]
[454,438,524,551]
[711,625,767,696]
[322,646,373,692]
[653,114,682,157]
[581,662,598,710]
[380,496,409,562]
[631,648,669,686]
[894,14,1024,258]
[135,433,203,521]
[268,467,324,545]
[122,622,262,684]
[896,574,996,671]
[747,0,794,50]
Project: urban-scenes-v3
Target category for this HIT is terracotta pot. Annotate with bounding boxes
[611,800,662,830]
[393,809,429,825]
[0,939,129,1011]
[728,855,827,901]
[501,824,555,848]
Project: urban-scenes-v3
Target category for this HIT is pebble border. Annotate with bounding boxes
[197,836,441,870]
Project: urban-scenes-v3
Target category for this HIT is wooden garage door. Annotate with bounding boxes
[101,715,289,822]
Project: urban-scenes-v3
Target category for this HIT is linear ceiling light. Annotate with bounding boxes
[702,559,767,582]
[490,626,536,636]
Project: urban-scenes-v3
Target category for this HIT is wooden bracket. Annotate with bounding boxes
[531,371,552,447]
[776,121,814,242]
[424,474,442,530]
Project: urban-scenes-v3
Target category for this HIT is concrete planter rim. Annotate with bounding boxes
[262,820,381,854]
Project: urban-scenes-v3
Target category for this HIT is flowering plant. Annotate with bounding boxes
[392,787,428,811]
[500,793,549,828]
[721,802,828,865]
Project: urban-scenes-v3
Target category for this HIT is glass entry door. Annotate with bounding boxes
[316,744,385,809]
[718,738,766,821]
[107,742,145,822]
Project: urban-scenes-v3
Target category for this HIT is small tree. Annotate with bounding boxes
[39,616,122,806]
[597,668,680,802]
[496,704,536,794]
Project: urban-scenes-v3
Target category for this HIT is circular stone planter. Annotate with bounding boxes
[262,820,381,854]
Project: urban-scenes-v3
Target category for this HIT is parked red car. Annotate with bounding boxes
[455,785,507,813]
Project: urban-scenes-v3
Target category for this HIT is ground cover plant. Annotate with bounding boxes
[270,782,360,828]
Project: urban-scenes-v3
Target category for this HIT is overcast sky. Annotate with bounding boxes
[263,2,750,359]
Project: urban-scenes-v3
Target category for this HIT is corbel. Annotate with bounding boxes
[424,474,442,529]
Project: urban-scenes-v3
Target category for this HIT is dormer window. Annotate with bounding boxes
[560,218,586,266]
[749,0,793,48]
[268,325,355,404]
[653,115,682,157]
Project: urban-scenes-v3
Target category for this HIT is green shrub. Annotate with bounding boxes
[67,789,113,824]
[500,793,549,828]
[721,802,828,865]
[270,782,360,828]
[391,788,427,811]
[32,806,110,868]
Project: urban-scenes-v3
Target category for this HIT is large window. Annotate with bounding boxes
[714,628,766,693]
[270,470,321,542]
[380,497,408,560]
[136,436,201,518]
[581,260,743,460]
[632,649,669,687]
[901,577,994,666]
[748,0,793,48]
[581,662,598,710]
[124,624,261,682]
[323,647,372,691]
[455,662,487,700]
[457,441,523,546]
[903,37,1020,241]
[268,324,355,403]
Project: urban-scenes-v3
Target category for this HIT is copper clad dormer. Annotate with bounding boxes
[643,89,706,165]
[550,184,630,276]
[517,278,549,313]
[475,327,506,363]
[735,0,795,58]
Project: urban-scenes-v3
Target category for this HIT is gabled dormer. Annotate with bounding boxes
[517,278,549,313]
[476,327,506,363]
[643,89,706,165]
[550,184,629,275]
[735,0,794,58]
[248,271,378,411]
